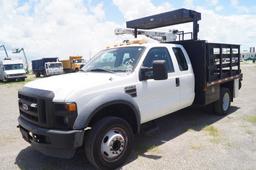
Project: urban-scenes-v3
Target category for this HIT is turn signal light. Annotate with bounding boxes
[66,103,77,112]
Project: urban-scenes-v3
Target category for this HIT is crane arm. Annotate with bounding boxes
[114,28,178,42]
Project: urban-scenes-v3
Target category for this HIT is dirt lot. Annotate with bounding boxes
[0,64,255,170]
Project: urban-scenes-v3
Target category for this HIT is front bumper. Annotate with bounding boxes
[6,75,26,80]
[18,117,84,158]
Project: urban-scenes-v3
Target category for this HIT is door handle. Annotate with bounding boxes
[175,77,180,87]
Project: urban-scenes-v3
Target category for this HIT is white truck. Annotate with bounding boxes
[17,9,242,169]
[32,58,64,77]
[0,58,27,81]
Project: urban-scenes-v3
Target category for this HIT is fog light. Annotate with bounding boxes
[29,131,33,137]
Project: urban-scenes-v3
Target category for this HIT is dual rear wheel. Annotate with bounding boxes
[213,87,231,115]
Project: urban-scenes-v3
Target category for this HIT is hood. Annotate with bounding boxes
[5,69,26,75]
[25,72,125,102]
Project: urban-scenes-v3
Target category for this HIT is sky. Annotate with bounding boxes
[0,0,255,61]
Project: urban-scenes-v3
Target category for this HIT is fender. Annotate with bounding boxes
[73,92,141,132]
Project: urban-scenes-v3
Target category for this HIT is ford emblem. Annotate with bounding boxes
[22,103,29,111]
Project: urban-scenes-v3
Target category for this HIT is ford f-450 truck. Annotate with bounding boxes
[17,9,242,169]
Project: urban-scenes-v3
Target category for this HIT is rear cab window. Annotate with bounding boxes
[172,47,188,71]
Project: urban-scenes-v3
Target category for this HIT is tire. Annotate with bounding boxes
[20,78,25,81]
[84,117,134,170]
[213,88,231,115]
[35,73,40,77]
[2,76,7,82]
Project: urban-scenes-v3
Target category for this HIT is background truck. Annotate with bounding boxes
[60,56,84,72]
[0,58,27,81]
[32,58,63,77]
[17,8,242,170]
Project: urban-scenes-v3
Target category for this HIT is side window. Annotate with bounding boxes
[173,47,188,71]
[143,47,174,73]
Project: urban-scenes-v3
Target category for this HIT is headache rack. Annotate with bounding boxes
[126,8,242,106]
[126,8,201,40]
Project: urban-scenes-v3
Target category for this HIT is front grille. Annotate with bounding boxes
[18,88,77,130]
[9,73,24,77]
[20,110,38,122]
[18,88,54,128]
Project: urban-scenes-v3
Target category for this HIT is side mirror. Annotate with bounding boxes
[140,67,152,81]
[153,60,168,80]
[140,60,168,81]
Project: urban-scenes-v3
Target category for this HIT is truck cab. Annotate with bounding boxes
[0,58,26,81]
[45,62,64,76]
[61,56,85,72]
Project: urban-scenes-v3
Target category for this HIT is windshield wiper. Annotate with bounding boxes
[113,69,127,72]
[87,68,114,73]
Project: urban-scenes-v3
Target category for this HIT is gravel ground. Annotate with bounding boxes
[0,64,255,170]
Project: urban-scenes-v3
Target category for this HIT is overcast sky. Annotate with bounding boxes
[0,0,255,61]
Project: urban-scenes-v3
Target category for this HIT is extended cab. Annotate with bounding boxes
[17,9,242,169]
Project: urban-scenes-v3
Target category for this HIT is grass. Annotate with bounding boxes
[203,126,219,137]
[244,115,256,124]
[146,145,160,153]
[203,125,221,144]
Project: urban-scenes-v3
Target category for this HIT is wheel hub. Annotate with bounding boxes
[101,129,126,161]
[222,92,230,111]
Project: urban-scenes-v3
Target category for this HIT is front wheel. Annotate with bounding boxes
[84,117,134,170]
[213,88,231,115]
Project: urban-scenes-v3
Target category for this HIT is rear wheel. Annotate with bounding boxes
[35,73,40,77]
[84,117,134,170]
[213,88,231,115]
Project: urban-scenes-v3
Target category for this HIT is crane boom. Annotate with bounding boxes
[114,28,178,42]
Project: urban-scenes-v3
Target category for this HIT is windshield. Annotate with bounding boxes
[48,63,62,68]
[82,46,145,73]
[73,59,84,63]
[4,64,24,70]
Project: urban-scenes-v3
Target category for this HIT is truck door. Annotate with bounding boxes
[137,47,180,123]
[171,46,195,108]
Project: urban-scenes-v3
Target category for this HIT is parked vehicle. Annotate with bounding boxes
[17,9,242,169]
[32,58,64,77]
[60,56,84,72]
[0,58,26,81]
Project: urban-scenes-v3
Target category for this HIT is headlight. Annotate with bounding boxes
[54,102,78,129]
